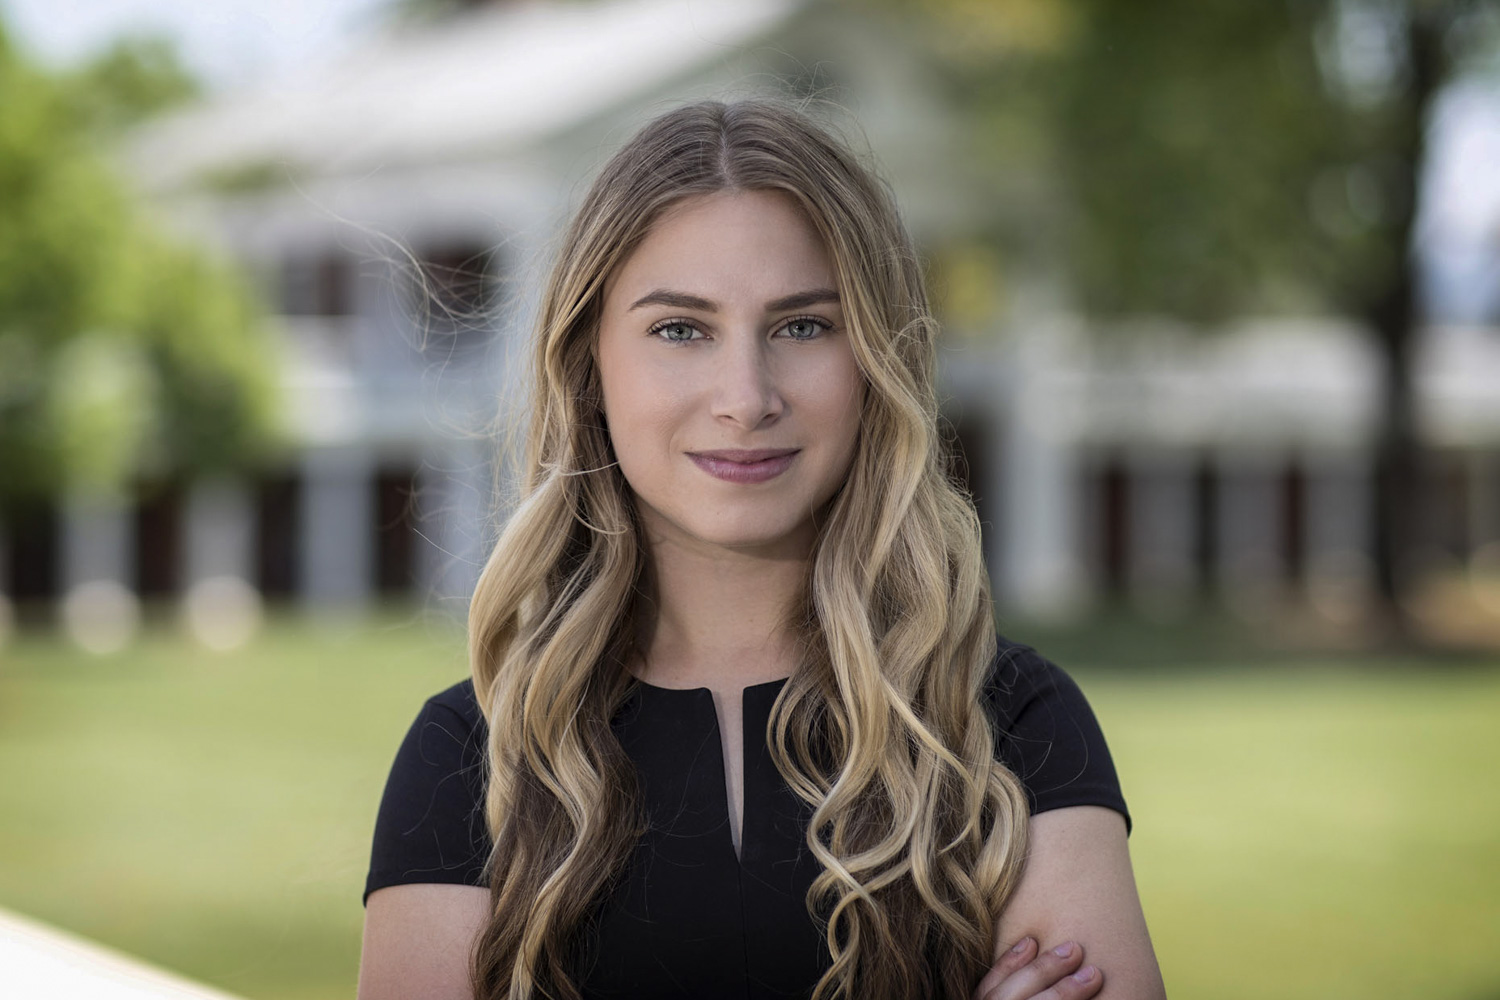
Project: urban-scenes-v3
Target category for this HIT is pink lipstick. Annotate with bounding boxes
[687,449,799,484]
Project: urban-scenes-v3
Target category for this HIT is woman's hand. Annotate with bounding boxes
[972,937,1103,1000]
[987,807,1165,999]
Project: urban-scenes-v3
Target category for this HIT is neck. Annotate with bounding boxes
[633,528,811,691]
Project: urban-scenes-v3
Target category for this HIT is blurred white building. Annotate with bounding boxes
[6,0,971,631]
[3,0,1497,635]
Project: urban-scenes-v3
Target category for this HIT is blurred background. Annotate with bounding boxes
[0,0,1497,997]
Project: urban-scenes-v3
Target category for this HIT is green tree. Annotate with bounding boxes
[866,0,1500,630]
[0,25,277,505]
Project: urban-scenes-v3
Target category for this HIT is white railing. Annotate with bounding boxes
[0,906,246,1000]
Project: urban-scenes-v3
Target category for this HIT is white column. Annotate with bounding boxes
[62,492,131,592]
[995,325,1086,618]
[1304,451,1375,621]
[1215,455,1282,614]
[416,441,493,617]
[183,478,255,584]
[1128,451,1196,612]
[1305,452,1373,565]
[60,490,138,652]
[299,446,375,612]
[181,477,261,648]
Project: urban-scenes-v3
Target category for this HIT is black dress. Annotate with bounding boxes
[363,636,1131,999]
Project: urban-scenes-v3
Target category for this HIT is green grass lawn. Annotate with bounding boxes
[1,611,1497,1000]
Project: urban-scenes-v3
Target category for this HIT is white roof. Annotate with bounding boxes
[0,906,244,1000]
[127,0,800,190]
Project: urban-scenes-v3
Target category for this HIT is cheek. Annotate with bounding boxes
[598,360,689,474]
[597,345,644,438]
[809,353,865,441]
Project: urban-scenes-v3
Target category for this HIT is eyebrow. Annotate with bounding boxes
[627,287,841,313]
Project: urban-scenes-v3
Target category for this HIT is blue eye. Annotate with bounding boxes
[779,317,829,341]
[650,320,703,343]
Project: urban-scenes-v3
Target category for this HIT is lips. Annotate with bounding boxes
[686,448,800,484]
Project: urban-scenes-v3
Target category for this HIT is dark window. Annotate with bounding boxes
[945,413,996,556]
[1279,459,1307,585]
[256,473,300,600]
[135,479,183,603]
[280,253,353,317]
[2,498,59,623]
[1100,457,1130,597]
[1193,454,1219,594]
[375,468,419,597]
[412,244,499,364]
[1424,451,1470,560]
[1480,450,1500,551]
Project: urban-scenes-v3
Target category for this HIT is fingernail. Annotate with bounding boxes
[1074,966,1097,984]
[1052,942,1075,958]
[1010,937,1033,954]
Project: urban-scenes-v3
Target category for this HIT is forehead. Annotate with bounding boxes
[603,189,837,304]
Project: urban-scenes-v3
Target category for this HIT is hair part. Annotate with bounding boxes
[465,97,1030,1000]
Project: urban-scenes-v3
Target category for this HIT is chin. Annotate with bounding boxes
[684,516,815,554]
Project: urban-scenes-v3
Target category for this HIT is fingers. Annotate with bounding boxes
[976,935,1038,997]
[974,938,1104,1000]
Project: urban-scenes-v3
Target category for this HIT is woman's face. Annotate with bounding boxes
[596,188,864,558]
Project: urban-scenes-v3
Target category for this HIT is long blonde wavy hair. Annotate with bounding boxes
[466,98,1031,1000]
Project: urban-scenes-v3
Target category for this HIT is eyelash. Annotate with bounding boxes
[646,314,833,344]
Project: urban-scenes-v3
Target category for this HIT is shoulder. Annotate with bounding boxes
[397,678,488,778]
[980,634,1088,728]
[364,678,492,905]
[979,633,1133,836]
[423,677,486,737]
[391,677,489,808]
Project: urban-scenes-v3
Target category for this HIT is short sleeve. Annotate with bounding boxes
[363,679,493,905]
[981,638,1132,836]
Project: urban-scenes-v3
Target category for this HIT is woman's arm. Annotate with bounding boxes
[357,883,492,1000]
[989,806,1166,1000]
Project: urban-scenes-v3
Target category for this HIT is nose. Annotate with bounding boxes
[710,332,784,429]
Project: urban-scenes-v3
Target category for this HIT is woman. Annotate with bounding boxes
[358,99,1165,1000]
